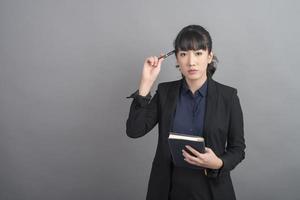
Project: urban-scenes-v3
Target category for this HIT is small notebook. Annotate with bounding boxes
[168,132,206,170]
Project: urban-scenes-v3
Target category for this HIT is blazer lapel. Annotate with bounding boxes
[164,79,182,131]
[203,77,218,140]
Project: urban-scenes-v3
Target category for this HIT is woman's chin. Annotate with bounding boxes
[185,74,204,81]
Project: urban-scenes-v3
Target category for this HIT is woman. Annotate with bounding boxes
[126,25,246,200]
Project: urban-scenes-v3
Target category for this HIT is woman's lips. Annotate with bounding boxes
[188,69,198,74]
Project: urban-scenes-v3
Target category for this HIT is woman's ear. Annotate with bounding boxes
[208,52,213,63]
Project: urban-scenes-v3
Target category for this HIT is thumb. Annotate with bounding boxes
[157,53,165,65]
[159,52,164,57]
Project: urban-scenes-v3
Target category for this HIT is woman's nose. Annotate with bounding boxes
[188,54,196,66]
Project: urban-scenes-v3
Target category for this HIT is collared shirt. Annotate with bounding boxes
[171,78,208,136]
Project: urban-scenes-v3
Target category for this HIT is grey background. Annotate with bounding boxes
[0,0,299,199]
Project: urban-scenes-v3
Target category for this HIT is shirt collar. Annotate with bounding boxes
[182,78,208,97]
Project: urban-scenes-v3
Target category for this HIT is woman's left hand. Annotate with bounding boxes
[182,146,223,170]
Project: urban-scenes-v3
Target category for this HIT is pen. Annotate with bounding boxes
[158,50,175,60]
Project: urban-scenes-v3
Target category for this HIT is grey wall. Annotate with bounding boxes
[0,0,299,199]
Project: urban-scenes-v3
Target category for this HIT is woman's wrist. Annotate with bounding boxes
[215,158,223,169]
[139,79,154,96]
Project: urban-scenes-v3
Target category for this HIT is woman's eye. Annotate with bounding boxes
[196,52,202,56]
[179,53,186,56]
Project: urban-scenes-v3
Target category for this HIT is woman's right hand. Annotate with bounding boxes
[139,54,164,96]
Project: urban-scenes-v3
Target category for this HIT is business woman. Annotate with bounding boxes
[126,25,246,200]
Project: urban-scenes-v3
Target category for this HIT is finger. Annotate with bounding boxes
[150,57,156,66]
[154,56,158,66]
[151,57,156,66]
[182,150,199,163]
[184,157,199,166]
[157,53,165,65]
[158,53,165,59]
[185,145,202,157]
[205,147,215,155]
[146,57,154,66]
[182,149,194,159]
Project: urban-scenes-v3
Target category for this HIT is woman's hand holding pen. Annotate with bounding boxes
[182,146,224,170]
[139,53,164,96]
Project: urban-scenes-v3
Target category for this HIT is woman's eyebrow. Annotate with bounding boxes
[178,50,203,52]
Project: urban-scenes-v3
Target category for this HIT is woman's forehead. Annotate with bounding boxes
[177,40,208,50]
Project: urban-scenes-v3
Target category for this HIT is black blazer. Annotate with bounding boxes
[126,77,246,200]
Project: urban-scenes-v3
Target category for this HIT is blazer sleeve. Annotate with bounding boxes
[126,87,159,138]
[217,89,246,176]
[208,89,246,178]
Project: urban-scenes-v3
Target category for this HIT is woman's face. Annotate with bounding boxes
[176,49,213,82]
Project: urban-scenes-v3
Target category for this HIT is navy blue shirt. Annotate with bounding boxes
[171,78,208,137]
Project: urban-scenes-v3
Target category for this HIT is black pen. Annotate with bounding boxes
[158,50,175,60]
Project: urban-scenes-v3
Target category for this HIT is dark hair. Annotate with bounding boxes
[173,25,218,77]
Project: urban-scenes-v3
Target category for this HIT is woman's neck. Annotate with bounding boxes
[185,75,207,94]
